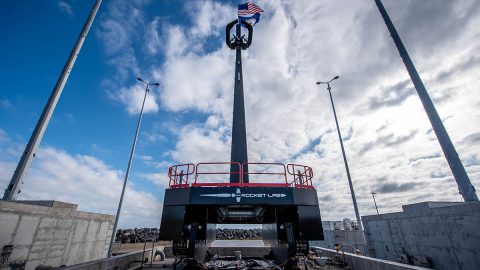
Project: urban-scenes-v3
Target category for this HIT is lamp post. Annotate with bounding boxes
[316,76,362,230]
[107,77,159,257]
[371,192,379,215]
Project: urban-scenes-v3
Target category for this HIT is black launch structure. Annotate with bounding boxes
[158,19,324,263]
[227,19,252,183]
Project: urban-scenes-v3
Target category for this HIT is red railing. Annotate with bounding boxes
[166,162,314,189]
[168,163,195,188]
[242,163,288,187]
[287,164,314,188]
[193,162,242,187]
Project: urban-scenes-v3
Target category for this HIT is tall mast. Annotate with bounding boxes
[374,0,478,201]
[3,0,103,200]
[226,20,253,183]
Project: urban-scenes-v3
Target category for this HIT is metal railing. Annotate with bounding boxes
[166,162,314,189]
[168,163,195,188]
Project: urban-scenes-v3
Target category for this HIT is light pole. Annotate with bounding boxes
[371,192,379,215]
[316,76,363,230]
[107,77,159,257]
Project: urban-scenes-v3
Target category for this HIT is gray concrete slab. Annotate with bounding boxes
[363,201,480,270]
[0,200,114,270]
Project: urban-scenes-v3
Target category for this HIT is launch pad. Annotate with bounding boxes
[159,16,324,265]
[159,163,324,262]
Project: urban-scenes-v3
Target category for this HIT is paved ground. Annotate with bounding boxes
[143,258,349,270]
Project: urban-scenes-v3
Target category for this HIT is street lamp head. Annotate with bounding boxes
[315,82,321,85]
[333,75,339,80]
[137,77,143,82]
[154,82,160,86]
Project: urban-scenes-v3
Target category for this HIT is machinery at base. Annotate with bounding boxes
[159,163,324,262]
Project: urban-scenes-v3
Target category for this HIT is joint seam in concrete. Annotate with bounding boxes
[439,216,462,269]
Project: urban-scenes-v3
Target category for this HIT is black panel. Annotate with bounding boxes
[164,188,190,206]
[159,205,185,240]
[297,206,324,240]
[190,187,294,205]
[293,188,319,206]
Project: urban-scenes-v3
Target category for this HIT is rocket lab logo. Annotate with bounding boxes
[199,188,286,202]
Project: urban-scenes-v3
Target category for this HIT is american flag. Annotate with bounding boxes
[238,2,264,16]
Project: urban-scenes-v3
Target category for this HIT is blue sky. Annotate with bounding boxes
[1,0,480,228]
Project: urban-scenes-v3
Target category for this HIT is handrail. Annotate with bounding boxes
[166,162,315,188]
[168,163,195,188]
[287,164,314,189]
[242,162,288,187]
[193,162,242,187]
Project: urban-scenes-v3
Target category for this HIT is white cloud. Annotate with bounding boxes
[145,17,162,55]
[0,133,162,228]
[0,128,9,143]
[58,1,74,17]
[148,0,480,221]
[187,1,235,39]
[90,0,480,222]
[110,84,159,114]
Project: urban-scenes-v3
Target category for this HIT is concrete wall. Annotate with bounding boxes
[310,220,367,255]
[0,200,114,270]
[363,201,480,270]
[63,248,154,270]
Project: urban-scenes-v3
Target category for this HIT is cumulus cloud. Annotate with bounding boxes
[109,84,159,114]
[165,0,478,219]
[0,132,162,228]
[376,182,420,193]
[96,0,480,221]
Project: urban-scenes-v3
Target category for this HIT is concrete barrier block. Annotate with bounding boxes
[30,244,49,253]
[456,248,480,270]
[13,216,40,246]
[72,220,89,243]
[29,249,48,260]
[81,242,94,262]
[26,259,43,270]
[442,213,480,250]
[96,222,109,241]
[47,247,65,258]
[45,256,63,267]
[57,219,74,230]
[35,229,55,241]
[53,229,70,243]
[85,221,99,242]
[11,246,30,259]
[50,244,66,251]
[0,212,20,244]
[39,217,57,229]
[65,243,82,265]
